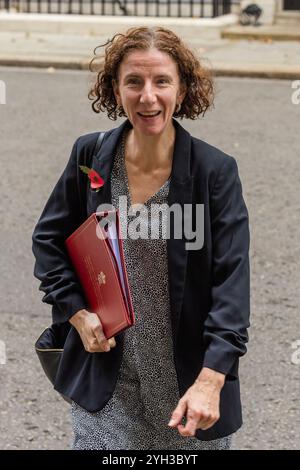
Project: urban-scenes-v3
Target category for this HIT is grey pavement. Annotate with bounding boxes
[0,67,299,450]
[0,24,300,79]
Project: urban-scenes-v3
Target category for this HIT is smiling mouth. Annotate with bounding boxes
[137,111,161,118]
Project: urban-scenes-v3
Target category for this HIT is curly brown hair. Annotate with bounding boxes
[88,26,214,120]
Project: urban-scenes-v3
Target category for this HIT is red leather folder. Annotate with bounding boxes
[65,210,135,339]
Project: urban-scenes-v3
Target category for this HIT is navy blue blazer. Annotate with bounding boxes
[32,118,250,441]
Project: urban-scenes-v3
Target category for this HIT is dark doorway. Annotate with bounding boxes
[284,0,300,10]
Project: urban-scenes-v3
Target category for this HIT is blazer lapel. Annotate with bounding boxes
[90,118,193,345]
[90,119,131,207]
[167,120,194,345]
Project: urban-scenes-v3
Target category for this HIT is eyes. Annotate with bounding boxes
[125,77,170,86]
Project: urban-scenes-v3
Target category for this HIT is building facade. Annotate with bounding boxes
[276,0,300,23]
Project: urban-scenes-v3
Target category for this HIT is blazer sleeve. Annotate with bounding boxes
[202,156,250,379]
[31,137,89,325]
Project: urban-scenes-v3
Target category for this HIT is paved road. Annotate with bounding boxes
[0,66,299,450]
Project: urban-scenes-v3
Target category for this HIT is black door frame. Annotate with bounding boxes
[283,0,300,10]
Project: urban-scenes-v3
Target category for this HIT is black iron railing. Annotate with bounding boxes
[0,1,236,17]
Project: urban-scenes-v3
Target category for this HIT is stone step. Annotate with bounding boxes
[221,24,300,41]
[275,11,300,25]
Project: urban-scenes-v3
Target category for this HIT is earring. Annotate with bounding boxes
[175,103,181,114]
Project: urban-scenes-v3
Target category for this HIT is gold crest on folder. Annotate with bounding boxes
[97,271,106,285]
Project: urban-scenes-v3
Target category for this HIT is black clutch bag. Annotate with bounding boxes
[35,323,71,403]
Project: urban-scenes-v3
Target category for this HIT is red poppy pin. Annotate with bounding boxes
[79,166,104,192]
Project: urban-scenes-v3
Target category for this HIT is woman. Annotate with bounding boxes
[32,27,250,450]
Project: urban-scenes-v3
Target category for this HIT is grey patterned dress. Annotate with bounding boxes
[70,128,232,450]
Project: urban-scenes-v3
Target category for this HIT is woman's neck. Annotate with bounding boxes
[125,123,176,173]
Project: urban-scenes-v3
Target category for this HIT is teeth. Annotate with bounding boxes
[140,112,160,116]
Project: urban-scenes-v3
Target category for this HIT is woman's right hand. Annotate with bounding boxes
[69,309,116,353]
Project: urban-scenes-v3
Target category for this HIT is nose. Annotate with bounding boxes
[140,82,157,106]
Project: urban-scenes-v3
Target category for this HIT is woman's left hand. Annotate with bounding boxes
[168,367,225,437]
